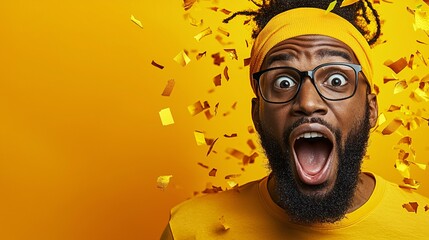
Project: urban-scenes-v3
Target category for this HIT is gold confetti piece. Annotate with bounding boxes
[206,138,219,156]
[398,136,412,145]
[209,7,219,11]
[408,54,416,69]
[219,216,230,231]
[414,9,429,31]
[385,58,408,74]
[226,148,245,160]
[196,51,206,60]
[202,182,222,194]
[130,15,143,29]
[414,88,429,102]
[224,66,230,81]
[409,75,420,84]
[220,9,231,15]
[243,152,259,165]
[194,27,212,42]
[394,80,408,94]
[425,205,429,212]
[244,19,251,25]
[189,16,203,27]
[151,60,164,69]
[217,27,230,37]
[213,74,222,86]
[383,76,398,84]
[159,108,175,126]
[224,49,238,60]
[183,0,196,11]
[247,139,256,150]
[224,133,238,138]
[226,180,238,189]
[417,40,428,44]
[157,175,173,190]
[209,168,217,177]
[325,1,337,13]
[387,105,401,112]
[398,149,409,161]
[416,50,428,66]
[402,202,419,213]
[214,103,219,115]
[198,162,209,169]
[244,57,251,66]
[248,125,256,133]
[382,118,402,135]
[188,101,205,116]
[374,84,380,95]
[340,0,359,7]
[173,50,191,67]
[411,161,427,170]
[212,52,225,66]
[203,101,210,109]
[395,159,411,178]
[194,131,206,146]
[161,79,175,96]
[204,110,214,120]
[231,102,238,110]
[378,113,387,125]
[225,174,241,179]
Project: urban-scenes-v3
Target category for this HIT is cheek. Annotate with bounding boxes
[259,103,289,141]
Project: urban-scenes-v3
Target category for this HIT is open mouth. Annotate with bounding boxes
[290,124,335,185]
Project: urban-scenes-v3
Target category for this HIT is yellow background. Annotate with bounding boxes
[1,0,428,239]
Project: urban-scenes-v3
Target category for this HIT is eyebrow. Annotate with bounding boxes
[266,54,295,67]
[316,49,352,62]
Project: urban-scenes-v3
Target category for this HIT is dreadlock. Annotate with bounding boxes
[223,0,381,45]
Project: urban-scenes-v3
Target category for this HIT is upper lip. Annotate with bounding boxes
[289,123,335,146]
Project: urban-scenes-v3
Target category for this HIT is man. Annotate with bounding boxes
[161,1,429,239]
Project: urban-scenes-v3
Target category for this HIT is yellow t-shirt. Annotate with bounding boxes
[162,173,429,239]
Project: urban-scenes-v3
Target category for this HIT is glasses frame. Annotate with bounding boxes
[252,62,363,104]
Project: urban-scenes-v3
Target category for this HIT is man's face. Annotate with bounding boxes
[252,35,378,223]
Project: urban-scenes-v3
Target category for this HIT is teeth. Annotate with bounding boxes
[297,132,325,140]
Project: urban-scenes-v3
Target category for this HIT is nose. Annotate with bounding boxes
[291,77,328,117]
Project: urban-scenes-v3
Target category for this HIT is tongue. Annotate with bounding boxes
[295,138,331,175]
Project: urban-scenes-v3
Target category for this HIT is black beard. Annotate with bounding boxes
[258,104,371,224]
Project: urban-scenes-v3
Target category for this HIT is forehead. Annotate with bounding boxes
[263,35,358,67]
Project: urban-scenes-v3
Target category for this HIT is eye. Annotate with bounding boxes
[273,76,297,89]
[326,74,348,87]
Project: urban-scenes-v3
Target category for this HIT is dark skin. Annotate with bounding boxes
[252,35,378,213]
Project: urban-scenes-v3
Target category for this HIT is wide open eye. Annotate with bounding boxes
[325,74,348,87]
[273,76,297,89]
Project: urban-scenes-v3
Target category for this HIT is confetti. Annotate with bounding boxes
[413,88,429,101]
[217,27,230,37]
[381,118,402,135]
[417,40,428,44]
[400,178,421,190]
[130,15,143,29]
[219,216,230,231]
[173,50,191,67]
[202,182,222,194]
[194,131,207,146]
[209,168,217,177]
[244,57,251,66]
[325,1,337,13]
[225,174,241,179]
[226,148,245,160]
[161,79,175,96]
[194,27,212,42]
[398,136,412,145]
[183,0,197,11]
[387,105,401,112]
[247,139,256,150]
[157,175,173,190]
[385,58,408,74]
[151,60,164,69]
[231,102,238,110]
[220,9,232,15]
[340,0,359,7]
[374,84,380,95]
[204,110,214,120]
[383,76,398,84]
[196,51,207,60]
[188,101,208,116]
[402,202,419,213]
[244,19,251,25]
[213,74,222,86]
[224,133,238,138]
[206,138,219,156]
[378,113,387,125]
[159,108,175,126]
[224,49,238,60]
[416,50,428,66]
[394,80,408,94]
[425,205,429,212]
[408,54,416,69]
[414,9,429,31]
[226,180,238,189]
[212,52,225,66]
[198,162,209,169]
[395,159,411,178]
[189,16,203,27]
[224,66,230,81]
[248,125,256,133]
[243,152,259,165]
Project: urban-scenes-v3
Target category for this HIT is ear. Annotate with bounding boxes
[251,97,261,133]
[367,93,378,128]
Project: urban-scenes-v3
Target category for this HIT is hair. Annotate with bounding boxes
[223,0,381,45]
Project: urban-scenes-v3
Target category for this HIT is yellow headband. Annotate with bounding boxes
[249,8,373,94]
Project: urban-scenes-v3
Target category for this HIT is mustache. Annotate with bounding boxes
[283,117,338,144]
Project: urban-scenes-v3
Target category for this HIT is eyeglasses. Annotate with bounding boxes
[252,62,362,104]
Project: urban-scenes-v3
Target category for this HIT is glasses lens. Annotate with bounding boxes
[313,64,357,100]
[259,68,300,103]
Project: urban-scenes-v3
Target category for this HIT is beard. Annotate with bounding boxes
[258,103,371,224]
